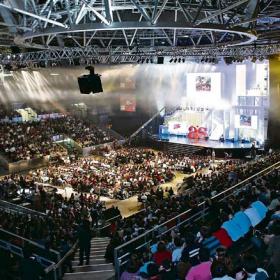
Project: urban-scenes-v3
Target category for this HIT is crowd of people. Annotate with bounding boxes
[0,115,115,162]
[0,148,211,200]
[0,186,110,252]
[115,153,280,280]
[0,142,280,279]
[103,152,280,259]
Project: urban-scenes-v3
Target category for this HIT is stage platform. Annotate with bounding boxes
[157,135,258,149]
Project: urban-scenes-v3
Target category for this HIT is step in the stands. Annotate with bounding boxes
[72,263,114,273]
[75,252,106,258]
[72,258,110,266]
[90,240,109,244]
[63,269,114,280]
[73,253,105,260]
[90,243,109,248]
[77,246,107,252]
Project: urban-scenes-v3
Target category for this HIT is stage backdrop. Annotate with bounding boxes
[0,61,270,140]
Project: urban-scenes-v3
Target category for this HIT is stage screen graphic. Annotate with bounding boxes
[196,76,211,92]
[235,115,258,129]
[120,95,136,112]
[186,73,221,107]
[240,115,251,127]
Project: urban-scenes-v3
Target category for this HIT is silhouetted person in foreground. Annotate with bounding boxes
[19,246,45,280]
[78,219,92,266]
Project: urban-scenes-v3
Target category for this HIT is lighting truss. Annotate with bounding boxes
[1,44,280,65]
[0,0,278,51]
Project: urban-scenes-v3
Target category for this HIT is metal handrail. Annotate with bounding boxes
[0,228,60,256]
[0,199,46,217]
[114,159,280,279]
[44,241,78,280]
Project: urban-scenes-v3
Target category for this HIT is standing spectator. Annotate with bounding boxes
[78,220,92,266]
[212,150,216,162]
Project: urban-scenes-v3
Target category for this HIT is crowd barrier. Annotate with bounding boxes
[113,160,280,279]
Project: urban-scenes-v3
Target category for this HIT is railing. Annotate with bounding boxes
[0,239,57,279]
[0,228,61,263]
[44,241,78,280]
[129,107,165,140]
[0,199,46,217]
[114,160,280,279]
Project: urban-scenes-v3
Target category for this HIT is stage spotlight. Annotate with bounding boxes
[146,58,149,63]
[178,58,181,63]
[77,66,103,94]
[182,58,185,63]
[174,58,177,63]
[169,58,173,63]
[141,58,145,63]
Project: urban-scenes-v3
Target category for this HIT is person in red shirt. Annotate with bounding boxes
[153,241,172,265]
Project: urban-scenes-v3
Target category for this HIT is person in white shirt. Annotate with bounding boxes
[241,254,268,280]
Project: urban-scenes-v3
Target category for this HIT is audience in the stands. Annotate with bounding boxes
[0,114,114,162]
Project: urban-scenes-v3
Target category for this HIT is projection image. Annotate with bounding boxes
[160,60,269,145]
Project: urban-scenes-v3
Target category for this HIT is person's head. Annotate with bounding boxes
[216,247,226,261]
[199,248,210,262]
[157,241,166,252]
[242,254,258,274]
[125,263,138,274]
[240,199,250,210]
[200,226,211,238]
[211,261,228,278]
[174,237,182,248]
[271,220,280,236]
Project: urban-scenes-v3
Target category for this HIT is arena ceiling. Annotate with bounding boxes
[0,0,280,63]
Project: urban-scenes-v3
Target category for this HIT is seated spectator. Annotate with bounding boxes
[211,260,234,280]
[185,248,212,280]
[153,242,172,266]
[120,263,139,280]
[266,220,280,276]
[241,254,268,280]
[172,237,184,263]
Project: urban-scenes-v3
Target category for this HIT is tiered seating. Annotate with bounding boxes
[0,114,116,162]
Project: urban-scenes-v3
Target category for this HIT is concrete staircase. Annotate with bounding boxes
[64,237,115,280]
